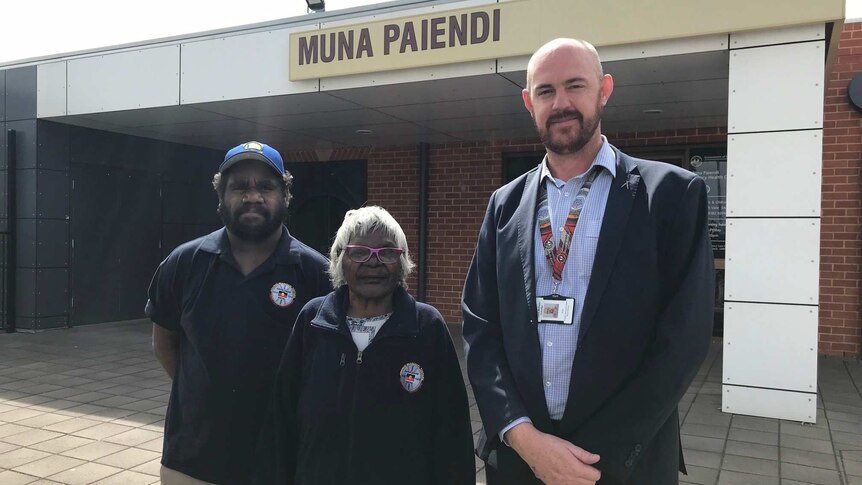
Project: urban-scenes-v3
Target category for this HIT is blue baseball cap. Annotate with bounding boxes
[220,141,285,176]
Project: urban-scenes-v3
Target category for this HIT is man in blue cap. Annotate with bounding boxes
[146,141,332,484]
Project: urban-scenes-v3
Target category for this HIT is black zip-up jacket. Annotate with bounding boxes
[264,285,475,485]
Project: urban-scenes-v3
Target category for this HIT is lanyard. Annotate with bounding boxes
[537,167,600,293]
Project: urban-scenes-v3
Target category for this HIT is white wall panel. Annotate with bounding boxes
[724,218,819,304]
[728,41,824,133]
[181,29,319,104]
[727,131,822,217]
[723,385,816,423]
[723,302,817,392]
[67,46,179,115]
[36,62,67,117]
[730,24,824,49]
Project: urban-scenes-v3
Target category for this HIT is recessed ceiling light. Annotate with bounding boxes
[642,109,664,115]
[355,129,374,135]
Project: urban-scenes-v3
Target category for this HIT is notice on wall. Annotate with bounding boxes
[689,148,726,259]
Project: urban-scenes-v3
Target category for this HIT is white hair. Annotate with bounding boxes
[328,206,415,288]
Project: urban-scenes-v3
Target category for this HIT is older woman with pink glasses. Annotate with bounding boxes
[266,206,474,485]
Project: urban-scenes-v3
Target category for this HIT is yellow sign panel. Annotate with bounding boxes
[289,0,843,81]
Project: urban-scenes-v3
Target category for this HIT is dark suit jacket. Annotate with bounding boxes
[462,147,714,484]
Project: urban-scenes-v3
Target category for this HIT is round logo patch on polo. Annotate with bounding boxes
[270,282,296,308]
[399,362,424,393]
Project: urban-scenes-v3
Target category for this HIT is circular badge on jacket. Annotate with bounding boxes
[270,282,296,308]
[399,362,424,393]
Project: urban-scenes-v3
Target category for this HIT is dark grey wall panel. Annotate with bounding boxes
[36,316,68,329]
[116,169,161,320]
[16,317,35,331]
[16,219,37,268]
[1,70,6,121]
[36,170,69,218]
[37,122,70,171]
[0,170,7,218]
[71,164,119,325]
[11,315,67,331]
[15,268,36,318]
[162,182,192,224]
[193,185,219,226]
[37,219,69,268]
[7,119,37,169]
[16,169,37,218]
[0,122,7,168]
[35,268,69,317]
[162,223,217,257]
[5,67,36,121]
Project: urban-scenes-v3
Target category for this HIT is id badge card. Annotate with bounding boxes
[536,295,575,324]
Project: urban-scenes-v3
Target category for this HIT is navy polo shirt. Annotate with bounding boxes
[145,227,331,484]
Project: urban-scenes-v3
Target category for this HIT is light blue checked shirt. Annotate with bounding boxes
[501,137,616,441]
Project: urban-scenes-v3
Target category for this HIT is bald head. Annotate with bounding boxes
[525,38,604,91]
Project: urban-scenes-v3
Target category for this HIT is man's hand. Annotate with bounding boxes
[507,422,601,485]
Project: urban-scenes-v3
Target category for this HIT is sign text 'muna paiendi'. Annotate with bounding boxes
[294,8,501,69]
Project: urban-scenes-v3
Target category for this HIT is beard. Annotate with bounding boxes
[534,103,603,155]
[219,200,286,242]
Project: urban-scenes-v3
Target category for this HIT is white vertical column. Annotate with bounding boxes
[722,25,826,422]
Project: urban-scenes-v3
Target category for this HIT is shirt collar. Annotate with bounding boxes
[199,226,301,265]
[539,135,617,186]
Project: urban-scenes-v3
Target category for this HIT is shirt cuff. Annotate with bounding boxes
[499,417,532,447]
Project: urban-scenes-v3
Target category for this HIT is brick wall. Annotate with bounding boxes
[820,22,862,358]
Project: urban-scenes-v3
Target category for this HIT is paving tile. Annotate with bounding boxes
[780,462,841,485]
[717,470,778,485]
[96,447,161,468]
[780,434,833,454]
[47,462,123,485]
[13,413,73,429]
[0,469,41,485]
[731,415,779,433]
[0,424,32,439]
[110,413,163,428]
[724,440,778,460]
[1,429,64,447]
[680,434,724,453]
[679,464,719,485]
[682,423,729,440]
[780,447,837,470]
[61,441,128,461]
[12,455,85,478]
[136,437,163,452]
[29,435,95,454]
[0,408,46,423]
[43,417,102,434]
[27,400,82,412]
[832,431,862,447]
[92,469,159,485]
[781,422,832,440]
[685,412,732,428]
[71,422,133,440]
[721,454,779,477]
[130,457,161,476]
[103,428,162,447]
[827,418,862,433]
[727,428,778,446]
[842,456,862,476]
[683,449,723,469]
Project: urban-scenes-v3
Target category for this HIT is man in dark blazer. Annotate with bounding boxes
[462,38,715,485]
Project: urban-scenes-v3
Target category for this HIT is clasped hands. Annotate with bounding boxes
[506,422,601,485]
